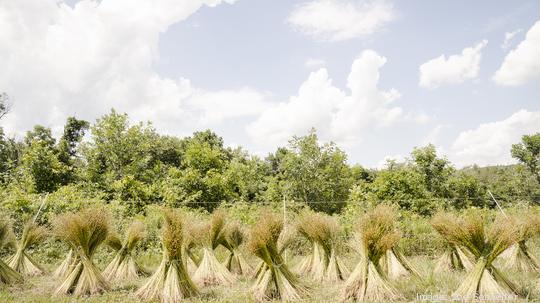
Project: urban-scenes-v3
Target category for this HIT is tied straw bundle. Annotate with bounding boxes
[7,221,47,276]
[249,211,308,301]
[136,209,199,303]
[431,211,521,301]
[103,220,148,281]
[0,217,23,285]
[192,211,236,286]
[342,205,403,302]
[53,207,111,296]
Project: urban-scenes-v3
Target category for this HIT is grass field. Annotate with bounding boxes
[1,247,539,303]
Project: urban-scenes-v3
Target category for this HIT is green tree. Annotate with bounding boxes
[277,130,352,213]
[367,166,434,215]
[226,149,269,202]
[512,133,540,185]
[157,131,235,211]
[24,125,55,148]
[0,129,21,182]
[410,144,454,197]
[20,127,66,193]
[447,173,488,209]
[57,117,89,165]
[81,110,159,186]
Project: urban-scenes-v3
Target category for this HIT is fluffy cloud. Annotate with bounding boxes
[0,0,268,138]
[287,0,394,41]
[493,21,540,86]
[419,40,487,89]
[449,110,540,167]
[501,29,523,49]
[248,50,423,149]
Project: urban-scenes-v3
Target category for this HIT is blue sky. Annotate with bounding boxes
[1,0,539,167]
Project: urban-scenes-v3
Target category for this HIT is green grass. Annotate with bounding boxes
[1,249,540,302]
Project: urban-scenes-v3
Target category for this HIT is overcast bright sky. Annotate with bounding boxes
[1,0,539,168]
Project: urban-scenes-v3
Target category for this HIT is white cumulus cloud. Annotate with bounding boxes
[449,110,540,167]
[501,29,523,49]
[287,0,394,42]
[0,0,268,139]
[248,50,424,149]
[493,21,540,86]
[419,40,488,89]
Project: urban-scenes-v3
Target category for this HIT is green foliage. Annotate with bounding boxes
[1,109,539,218]
[24,125,55,148]
[512,133,540,185]
[0,128,20,183]
[81,109,160,187]
[225,151,269,202]
[446,173,488,208]
[38,184,106,224]
[272,130,352,214]
[0,186,38,223]
[20,139,66,193]
[366,166,436,215]
[461,165,540,205]
[411,144,454,196]
[57,117,89,183]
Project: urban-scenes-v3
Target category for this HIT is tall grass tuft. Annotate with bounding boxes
[53,207,111,296]
[223,222,252,275]
[296,211,349,282]
[136,209,199,302]
[0,217,23,285]
[103,220,148,282]
[294,210,321,276]
[249,211,308,301]
[183,218,203,273]
[501,212,540,272]
[7,221,47,276]
[431,212,474,273]
[192,211,236,286]
[251,221,296,282]
[431,211,520,300]
[342,205,403,301]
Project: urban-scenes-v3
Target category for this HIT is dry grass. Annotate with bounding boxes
[136,209,199,302]
[53,249,75,279]
[380,247,422,279]
[53,207,111,296]
[431,212,474,273]
[433,244,474,273]
[103,220,148,282]
[0,217,23,285]
[192,211,236,287]
[6,221,47,276]
[501,213,540,273]
[223,222,252,276]
[296,211,349,282]
[432,210,521,300]
[249,211,308,301]
[0,237,539,302]
[342,204,403,302]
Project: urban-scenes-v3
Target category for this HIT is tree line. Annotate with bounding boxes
[1,95,539,215]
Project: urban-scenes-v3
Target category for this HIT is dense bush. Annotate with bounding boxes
[1,110,539,221]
